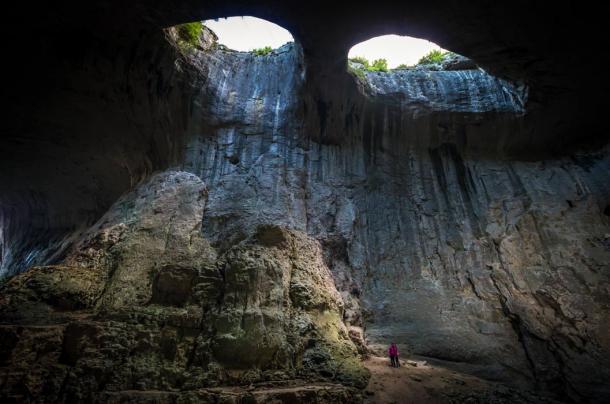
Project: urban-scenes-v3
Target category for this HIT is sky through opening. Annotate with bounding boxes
[203,16,293,51]
[348,35,444,68]
[204,17,444,68]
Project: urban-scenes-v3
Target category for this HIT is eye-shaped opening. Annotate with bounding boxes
[170,16,294,54]
[345,34,526,114]
[346,34,474,76]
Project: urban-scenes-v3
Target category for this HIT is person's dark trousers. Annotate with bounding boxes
[390,355,398,367]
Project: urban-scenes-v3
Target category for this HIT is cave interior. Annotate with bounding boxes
[1,1,609,403]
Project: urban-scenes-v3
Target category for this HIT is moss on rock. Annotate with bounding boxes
[0,174,369,400]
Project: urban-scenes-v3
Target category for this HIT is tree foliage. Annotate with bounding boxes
[369,58,388,72]
[175,22,203,48]
[348,56,388,73]
[417,49,448,65]
[252,46,274,56]
[349,56,370,68]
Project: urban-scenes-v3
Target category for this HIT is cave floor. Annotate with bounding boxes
[362,356,559,403]
[363,355,484,403]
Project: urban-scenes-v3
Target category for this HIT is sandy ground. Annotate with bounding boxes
[362,355,494,404]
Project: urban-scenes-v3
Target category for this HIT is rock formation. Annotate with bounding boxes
[177,34,610,401]
[1,2,610,403]
[0,171,368,401]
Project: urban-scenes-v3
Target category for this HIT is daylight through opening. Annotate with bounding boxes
[348,34,447,69]
[203,16,294,52]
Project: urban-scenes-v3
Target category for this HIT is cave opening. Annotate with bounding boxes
[346,34,476,78]
[348,34,449,70]
[341,32,531,118]
[202,16,294,53]
[344,34,527,117]
[166,16,300,184]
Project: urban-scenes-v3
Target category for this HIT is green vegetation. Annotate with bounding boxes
[348,50,455,78]
[252,46,273,56]
[348,64,366,81]
[348,56,388,72]
[347,56,369,80]
[175,21,203,49]
[417,49,449,65]
[349,56,370,67]
[347,56,389,80]
[369,58,388,72]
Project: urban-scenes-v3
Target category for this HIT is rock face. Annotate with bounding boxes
[1,10,610,404]
[0,28,199,278]
[0,171,368,401]
[363,69,526,113]
[178,39,610,402]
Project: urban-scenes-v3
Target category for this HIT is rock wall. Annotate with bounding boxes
[0,171,368,401]
[179,38,610,401]
[0,28,201,278]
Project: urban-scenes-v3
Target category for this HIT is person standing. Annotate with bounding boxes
[388,342,400,367]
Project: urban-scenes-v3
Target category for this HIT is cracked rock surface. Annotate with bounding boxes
[0,171,368,402]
